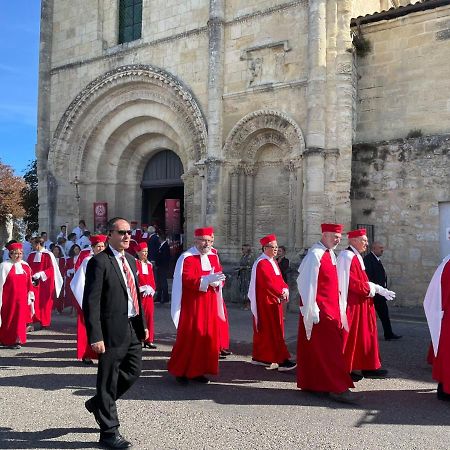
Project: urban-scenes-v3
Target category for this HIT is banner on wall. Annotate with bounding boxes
[93,202,108,231]
[165,199,181,236]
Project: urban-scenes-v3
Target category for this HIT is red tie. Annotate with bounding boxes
[120,256,140,315]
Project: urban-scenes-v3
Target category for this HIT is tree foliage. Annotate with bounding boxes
[0,160,26,223]
[21,159,39,233]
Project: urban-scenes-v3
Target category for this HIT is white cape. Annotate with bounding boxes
[247,253,281,330]
[423,255,450,356]
[70,255,92,308]
[29,249,63,297]
[170,247,225,328]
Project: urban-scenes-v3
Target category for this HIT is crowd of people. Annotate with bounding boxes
[0,218,449,449]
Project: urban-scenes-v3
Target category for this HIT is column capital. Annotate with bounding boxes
[304,147,325,157]
[324,148,340,158]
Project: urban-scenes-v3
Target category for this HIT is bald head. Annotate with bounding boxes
[371,241,384,257]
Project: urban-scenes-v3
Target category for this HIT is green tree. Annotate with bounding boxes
[21,159,39,233]
[0,160,26,222]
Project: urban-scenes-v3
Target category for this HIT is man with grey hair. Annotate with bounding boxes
[364,241,401,341]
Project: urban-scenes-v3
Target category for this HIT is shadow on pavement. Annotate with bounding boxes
[0,427,97,449]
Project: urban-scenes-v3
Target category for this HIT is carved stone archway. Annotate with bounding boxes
[222,110,305,256]
[44,65,208,235]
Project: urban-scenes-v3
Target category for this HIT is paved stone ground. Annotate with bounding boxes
[0,303,449,450]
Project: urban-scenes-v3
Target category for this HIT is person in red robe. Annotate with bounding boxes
[70,235,107,364]
[248,234,296,371]
[0,243,35,348]
[296,224,355,403]
[168,227,226,384]
[424,253,450,401]
[337,228,395,381]
[27,236,63,328]
[135,242,157,349]
[64,244,81,316]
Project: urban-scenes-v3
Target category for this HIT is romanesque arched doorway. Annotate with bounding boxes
[141,149,184,237]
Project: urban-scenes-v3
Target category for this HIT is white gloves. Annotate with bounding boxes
[370,282,396,301]
[204,272,226,286]
[66,268,75,277]
[139,285,155,297]
[32,271,44,280]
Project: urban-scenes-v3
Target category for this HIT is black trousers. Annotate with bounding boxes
[155,267,169,303]
[92,321,142,437]
[373,294,394,338]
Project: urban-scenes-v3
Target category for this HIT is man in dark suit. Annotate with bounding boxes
[154,233,171,304]
[83,217,148,449]
[363,242,401,341]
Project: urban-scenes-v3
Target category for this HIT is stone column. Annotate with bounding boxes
[237,167,246,244]
[37,0,54,234]
[286,158,303,251]
[204,1,225,228]
[335,0,354,227]
[244,166,255,245]
[306,0,327,149]
[324,148,339,220]
[195,163,207,225]
[303,148,325,247]
[304,0,327,246]
[229,168,239,243]
[295,159,304,250]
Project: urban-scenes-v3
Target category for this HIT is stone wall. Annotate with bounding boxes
[355,4,450,143]
[351,135,450,305]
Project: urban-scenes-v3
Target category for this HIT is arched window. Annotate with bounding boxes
[118,0,142,44]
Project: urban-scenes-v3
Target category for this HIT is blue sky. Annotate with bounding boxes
[0,2,40,175]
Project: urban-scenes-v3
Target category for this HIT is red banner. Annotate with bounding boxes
[165,199,181,236]
[93,202,108,232]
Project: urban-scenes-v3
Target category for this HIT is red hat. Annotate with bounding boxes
[141,223,148,228]
[136,242,148,252]
[321,223,344,233]
[7,242,23,251]
[90,234,107,245]
[194,227,214,237]
[130,221,138,225]
[347,228,367,238]
[260,234,277,246]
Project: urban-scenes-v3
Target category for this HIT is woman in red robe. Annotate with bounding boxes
[0,243,34,348]
[51,245,66,313]
[135,242,157,348]
[248,234,296,371]
[64,244,81,315]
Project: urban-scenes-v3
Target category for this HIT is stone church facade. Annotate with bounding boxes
[38,0,450,305]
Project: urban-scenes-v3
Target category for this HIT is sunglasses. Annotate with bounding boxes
[111,230,132,236]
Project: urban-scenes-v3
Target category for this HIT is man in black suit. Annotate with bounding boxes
[83,217,148,449]
[363,242,401,341]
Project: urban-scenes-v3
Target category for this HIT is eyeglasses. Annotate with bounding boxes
[111,230,132,236]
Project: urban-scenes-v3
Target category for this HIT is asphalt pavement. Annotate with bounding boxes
[0,303,449,450]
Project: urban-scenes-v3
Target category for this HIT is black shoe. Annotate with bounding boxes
[85,398,101,426]
[278,359,297,372]
[176,376,189,385]
[220,349,232,356]
[82,358,94,365]
[437,383,450,401]
[385,334,402,341]
[143,342,157,349]
[219,354,227,360]
[99,433,132,449]
[350,372,363,382]
[361,369,388,379]
[191,375,210,384]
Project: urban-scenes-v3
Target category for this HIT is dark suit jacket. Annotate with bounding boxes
[363,252,387,288]
[147,233,160,262]
[83,247,146,348]
[155,240,171,270]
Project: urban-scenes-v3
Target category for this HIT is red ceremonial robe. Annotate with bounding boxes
[27,251,57,327]
[168,252,222,378]
[297,248,354,392]
[136,259,156,343]
[252,258,290,364]
[0,262,34,345]
[64,257,77,309]
[218,299,230,351]
[341,251,381,372]
[431,259,450,393]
